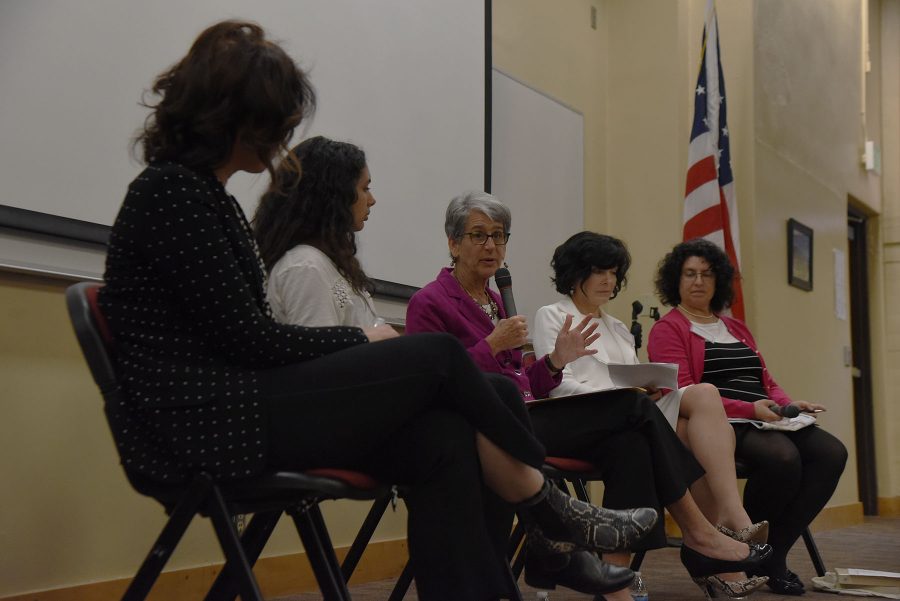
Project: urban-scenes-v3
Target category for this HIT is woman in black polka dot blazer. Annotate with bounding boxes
[99,20,654,599]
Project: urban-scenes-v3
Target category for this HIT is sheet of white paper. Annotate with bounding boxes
[846,569,900,578]
[606,363,678,390]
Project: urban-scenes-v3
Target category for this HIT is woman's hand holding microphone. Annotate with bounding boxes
[486,315,529,354]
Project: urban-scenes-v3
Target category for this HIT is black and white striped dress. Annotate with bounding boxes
[693,320,768,405]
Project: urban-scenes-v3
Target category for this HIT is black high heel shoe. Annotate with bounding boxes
[524,527,635,595]
[746,567,806,596]
[680,542,773,577]
[518,480,659,553]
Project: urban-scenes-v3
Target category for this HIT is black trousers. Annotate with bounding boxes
[258,333,544,601]
[733,424,847,573]
[529,389,705,550]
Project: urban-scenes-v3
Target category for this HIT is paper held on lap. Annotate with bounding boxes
[527,363,678,405]
[606,362,679,390]
[728,413,817,432]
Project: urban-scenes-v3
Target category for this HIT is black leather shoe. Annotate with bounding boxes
[747,565,806,595]
[538,483,659,553]
[761,569,805,595]
[523,544,634,595]
[680,542,773,577]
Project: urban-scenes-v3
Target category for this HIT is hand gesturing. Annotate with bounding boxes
[550,314,600,369]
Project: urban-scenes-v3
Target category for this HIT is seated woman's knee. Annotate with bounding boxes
[408,410,478,469]
[754,443,803,482]
[820,430,849,472]
[686,383,725,413]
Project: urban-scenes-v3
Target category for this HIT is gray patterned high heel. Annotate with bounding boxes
[541,481,658,552]
[517,480,659,553]
[692,575,769,600]
[716,521,769,544]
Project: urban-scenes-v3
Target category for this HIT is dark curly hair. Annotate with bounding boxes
[551,232,631,299]
[253,136,370,293]
[655,238,736,313]
[136,20,315,178]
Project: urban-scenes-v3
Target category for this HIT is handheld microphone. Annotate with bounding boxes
[768,403,801,418]
[494,267,518,317]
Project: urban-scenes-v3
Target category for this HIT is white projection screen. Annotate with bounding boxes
[0,0,486,288]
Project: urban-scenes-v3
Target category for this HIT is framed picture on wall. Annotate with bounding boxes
[787,218,813,291]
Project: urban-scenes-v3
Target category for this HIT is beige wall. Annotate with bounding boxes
[876,0,900,501]
[0,272,407,596]
[752,0,876,507]
[3,0,898,596]
[495,0,898,515]
[492,0,609,230]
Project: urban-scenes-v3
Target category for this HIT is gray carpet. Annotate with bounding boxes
[275,516,900,601]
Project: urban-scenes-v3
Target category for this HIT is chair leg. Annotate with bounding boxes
[341,493,392,581]
[507,520,527,579]
[207,486,265,601]
[569,477,591,503]
[204,510,282,601]
[630,550,646,571]
[801,528,827,577]
[121,475,213,601]
[504,561,525,601]
[387,561,415,601]
[290,502,351,601]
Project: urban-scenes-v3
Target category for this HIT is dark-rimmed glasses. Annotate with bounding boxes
[460,231,510,245]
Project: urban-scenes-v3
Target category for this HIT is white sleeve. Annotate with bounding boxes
[271,262,342,327]
[534,305,595,397]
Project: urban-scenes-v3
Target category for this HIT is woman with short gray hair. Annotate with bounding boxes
[444,191,511,240]
[406,193,772,600]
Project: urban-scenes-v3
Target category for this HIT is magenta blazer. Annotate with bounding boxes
[647,308,792,419]
[405,267,561,402]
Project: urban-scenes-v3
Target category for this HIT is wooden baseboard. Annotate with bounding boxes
[878,496,900,516]
[661,502,864,539]
[809,502,864,532]
[2,502,873,601]
[0,539,409,601]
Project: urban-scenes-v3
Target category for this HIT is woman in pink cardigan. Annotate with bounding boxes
[648,239,847,596]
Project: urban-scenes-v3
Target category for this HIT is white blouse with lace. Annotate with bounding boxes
[267,244,377,328]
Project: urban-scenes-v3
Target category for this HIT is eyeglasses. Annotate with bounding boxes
[681,270,715,281]
[460,231,510,245]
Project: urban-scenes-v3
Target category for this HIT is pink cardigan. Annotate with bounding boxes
[405,267,561,402]
[647,308,792,419]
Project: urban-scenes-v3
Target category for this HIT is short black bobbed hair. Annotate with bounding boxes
[551,232,631,299]
[655,238,736,313]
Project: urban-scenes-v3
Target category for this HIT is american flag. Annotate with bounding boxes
[683,0,745,320]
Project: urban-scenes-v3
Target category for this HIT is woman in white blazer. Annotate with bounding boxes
[534,232,765,590]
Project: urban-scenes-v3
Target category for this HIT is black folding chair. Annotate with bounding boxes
[66,282,391,601]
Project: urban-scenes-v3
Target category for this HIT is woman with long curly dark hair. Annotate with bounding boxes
[649,238,848,596]
[254,136,376,327]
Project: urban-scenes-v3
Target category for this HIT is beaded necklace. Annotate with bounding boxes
[453,270,499,320]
